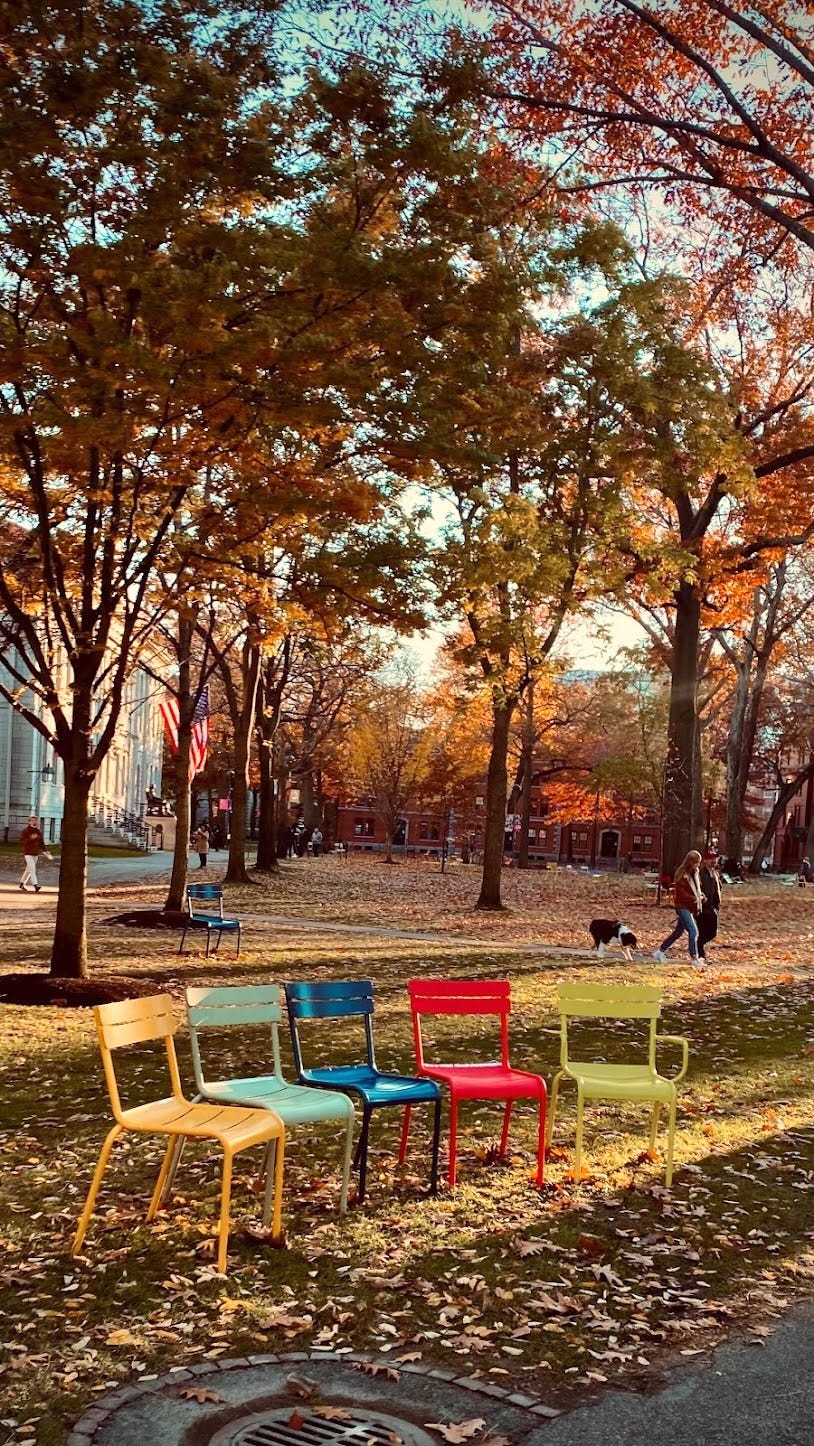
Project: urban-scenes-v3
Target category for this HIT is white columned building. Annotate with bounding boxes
[0,648,164,846]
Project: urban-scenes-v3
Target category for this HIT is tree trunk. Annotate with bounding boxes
[299,765,317,829]
[517,682,534,869]
[476,694,515,910]
[225,640,261,885]
[164,729,192,911]
[724,660,750,861]
[663,581,702,875]
[49,763,92,978]
[254,729,279,873]
[164,617,194,913]
[748,761,814,872]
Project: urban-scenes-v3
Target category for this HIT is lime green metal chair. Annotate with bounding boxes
[166,984,355,1213]
[547,983,688,1186]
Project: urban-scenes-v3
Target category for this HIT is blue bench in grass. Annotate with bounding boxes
[180,883,241,958]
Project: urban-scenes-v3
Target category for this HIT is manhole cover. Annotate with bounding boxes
[210,1409,435,1446]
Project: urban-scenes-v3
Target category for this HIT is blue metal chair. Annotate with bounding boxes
[284,979,441,1203]
[180,884,241,957]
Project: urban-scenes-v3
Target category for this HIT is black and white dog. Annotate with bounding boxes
[589,919,638,961]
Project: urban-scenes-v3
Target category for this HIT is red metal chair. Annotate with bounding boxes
[403,979,546,1187]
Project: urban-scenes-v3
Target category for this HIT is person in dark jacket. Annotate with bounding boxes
[19,816,52,893]
[697,849,722,961]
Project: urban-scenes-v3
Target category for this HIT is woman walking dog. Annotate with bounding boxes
[653,849,704,968]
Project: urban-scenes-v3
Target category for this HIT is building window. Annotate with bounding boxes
[528,829,536,840]
[576,830,588,847]
[354,819,374,837]
[643,834,653,848]
[48,818,55,842]
[419,822,441,841]
[633,834,642,850]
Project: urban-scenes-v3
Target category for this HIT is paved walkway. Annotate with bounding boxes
[538,1299,814,1445]
[0,849,172,916]
[72,1304,814,1446]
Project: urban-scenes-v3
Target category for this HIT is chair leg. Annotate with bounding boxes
[217,1150,234,1274]
[649,1102,662,1156]
[665,1093,677,1188]
[448,1099,458,1188]
[339,1111,354,1215]
[235,927,241,958]
[161,1135,186,1204]
[499,1100,513,1157]
[72,1124,123,1256]
[178,927,187,956]
[535,1086,546,1187]
[256,1138,275,1193]
[268,1131,285,1242]
[147,1139,177,1221]
[397,1104,412,1165]
[573,1089,585,1183]
[357,1105,372,1205]
[546,1071,564,1147]
[261,1138,281,1231]
[429,1098,441,1195]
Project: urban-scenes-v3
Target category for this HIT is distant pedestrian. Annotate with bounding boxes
[191,821,209,869]
[653,849,703,968]
[19,815,52,893]
[798,857,813,887]
[697,849,722,962]
[311,826,323,857]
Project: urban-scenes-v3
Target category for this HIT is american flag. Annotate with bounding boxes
[160,687,209,781]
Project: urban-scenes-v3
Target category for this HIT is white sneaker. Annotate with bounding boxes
[653,949,668,963]
[690,959,706,969]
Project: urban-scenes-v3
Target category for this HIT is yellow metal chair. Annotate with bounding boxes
[547,983,688,1186]
[72,993,286,1273]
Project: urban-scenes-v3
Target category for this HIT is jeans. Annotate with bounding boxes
[660,908,699,960]
[21,854,39,888]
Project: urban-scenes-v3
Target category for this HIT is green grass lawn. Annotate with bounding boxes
[1,895,813,1443]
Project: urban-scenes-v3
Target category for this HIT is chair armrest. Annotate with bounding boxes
[656,1035,689,1084]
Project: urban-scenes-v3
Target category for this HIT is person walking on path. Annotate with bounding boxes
[19,816,52,893]
[697,848,722,962]
[191,821,209,869]
[653,848,704,967]
[311,826,323,858]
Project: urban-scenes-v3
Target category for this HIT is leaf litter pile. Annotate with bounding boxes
[1,865,814,1443]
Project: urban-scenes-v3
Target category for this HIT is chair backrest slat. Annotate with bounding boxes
[94,994,183,1122]
[186,884,225,920]
[285,980,374,1019]
[96,993,176,1049]
[284,979,376,1076]
[185,985,283,1090]
[556,983,661,1072]
[408,978,511,1068]
[557,984,662,1021]
[186,985,283,1029]
[408,980,511,1017]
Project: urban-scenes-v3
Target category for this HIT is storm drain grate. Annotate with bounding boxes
[211,1408,436,1446]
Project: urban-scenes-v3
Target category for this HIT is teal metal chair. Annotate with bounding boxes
[180,884,241,957]
[164,984,354,1212]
